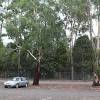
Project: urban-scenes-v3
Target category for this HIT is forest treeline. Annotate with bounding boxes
[0,0,100,82]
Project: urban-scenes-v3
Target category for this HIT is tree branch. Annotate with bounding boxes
[27,50,38,61]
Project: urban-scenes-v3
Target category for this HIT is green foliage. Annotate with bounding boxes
[60,0,89,34]
[91,0,100,6]
[91,0,100,17]
[73,35,95,72]
[3,0,70,76]
[0,0,97,79]
[96,67,100,76]
[0,42,7,71]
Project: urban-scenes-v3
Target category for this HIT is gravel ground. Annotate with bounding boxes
[0,80,100,100]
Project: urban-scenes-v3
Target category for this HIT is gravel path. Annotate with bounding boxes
[0,80,100,100]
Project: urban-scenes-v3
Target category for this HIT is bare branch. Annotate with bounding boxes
[27,50,38,61]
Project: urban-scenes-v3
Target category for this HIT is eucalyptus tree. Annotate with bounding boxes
[59,0,89,79]
[0,0,10,77]
[5,0,67,85]
[5,1,24,76]
[0,0,5,42]
[91,0,100,69]
[90,0,100,85]
[85,0,97,73]
[5,0,44,85]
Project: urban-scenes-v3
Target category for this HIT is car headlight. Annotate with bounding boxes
[4,82,6,85]
[4,82,16,86]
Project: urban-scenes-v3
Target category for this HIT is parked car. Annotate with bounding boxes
[4,77,29,88]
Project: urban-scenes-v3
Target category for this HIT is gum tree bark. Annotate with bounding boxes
[33,62,40,85]
[27,50,41,85]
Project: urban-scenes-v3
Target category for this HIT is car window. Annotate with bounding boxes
[12,77,20,81]
[21,77,26,81]
[16,78,20,81]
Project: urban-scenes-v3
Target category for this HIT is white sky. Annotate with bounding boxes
[2,37,13,45]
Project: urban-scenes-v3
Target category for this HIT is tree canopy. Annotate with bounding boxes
[0,0,99,82]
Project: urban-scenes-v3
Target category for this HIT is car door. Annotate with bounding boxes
[15,77,22,86]
[16,77,24,86]
[21,77,26,86]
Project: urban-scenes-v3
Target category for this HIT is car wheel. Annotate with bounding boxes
[16,84,19,88]
[4,86,7,88]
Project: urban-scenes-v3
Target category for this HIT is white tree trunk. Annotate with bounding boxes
[96,5,100,69]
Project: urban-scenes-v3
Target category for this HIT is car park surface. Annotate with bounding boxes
[0,80,100,100]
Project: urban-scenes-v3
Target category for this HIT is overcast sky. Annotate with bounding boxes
[0,1,98,46]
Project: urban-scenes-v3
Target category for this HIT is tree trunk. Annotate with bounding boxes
[27,50,41,85]
[96,5,100,70]
[33,62,40,85]
[87,0,97,72]
[92,72,100,86]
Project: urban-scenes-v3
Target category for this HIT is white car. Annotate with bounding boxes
[4,77,29,88]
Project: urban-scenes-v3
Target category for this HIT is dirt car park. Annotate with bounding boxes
[0,80,100,100]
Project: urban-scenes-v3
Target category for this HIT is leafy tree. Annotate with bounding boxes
[4,0,68,84]
[91,0,100,68]
[59,0,90,79]
[73,35,95,74]
[0,42,8,74]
